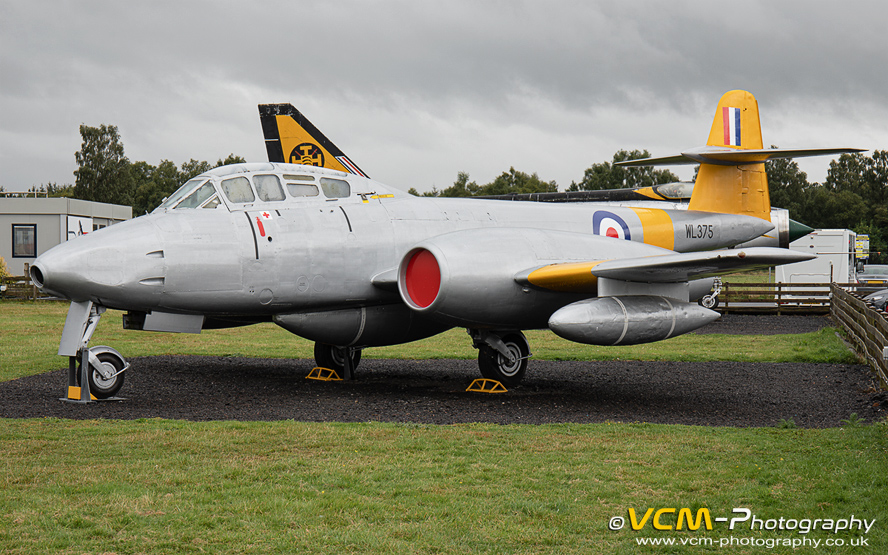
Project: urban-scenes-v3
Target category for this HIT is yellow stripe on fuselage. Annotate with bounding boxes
[525,261,604,293]
[629,207,674,250]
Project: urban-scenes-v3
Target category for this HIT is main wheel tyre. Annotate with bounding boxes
[314,343,362,373]
[699,294,719,309]
[477,332,529,386]
[79,351,126,399]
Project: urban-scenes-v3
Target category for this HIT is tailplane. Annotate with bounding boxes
[258,104,368,177]
[616,90,864,220]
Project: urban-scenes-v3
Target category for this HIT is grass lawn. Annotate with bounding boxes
[0,301,857,382]
[1,300,885,554]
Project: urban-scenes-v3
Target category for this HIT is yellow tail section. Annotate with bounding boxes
[689,90,770,220]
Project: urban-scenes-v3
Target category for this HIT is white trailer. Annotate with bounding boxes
[775,229,858,285]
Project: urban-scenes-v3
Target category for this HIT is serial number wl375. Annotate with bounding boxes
[686,224,714,239]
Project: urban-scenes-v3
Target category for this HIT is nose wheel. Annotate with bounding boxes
[77,348,127,399]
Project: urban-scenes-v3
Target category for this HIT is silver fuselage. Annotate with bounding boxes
[32,163,772,343]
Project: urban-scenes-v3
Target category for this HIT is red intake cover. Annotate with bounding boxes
[405,249,441,308]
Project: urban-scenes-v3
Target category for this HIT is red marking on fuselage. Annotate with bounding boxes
[255,216,266,237]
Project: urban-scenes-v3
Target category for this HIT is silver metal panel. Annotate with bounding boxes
[143,312,204,334]
[598,278,690,302]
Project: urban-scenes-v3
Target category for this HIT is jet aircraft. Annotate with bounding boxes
[34,91,852,400]
[259,102,818,250]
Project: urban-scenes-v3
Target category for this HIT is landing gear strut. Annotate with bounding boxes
[699,276,722,309]
[469,330,531,386]
[60,301,128,402]
[314,342,362,380]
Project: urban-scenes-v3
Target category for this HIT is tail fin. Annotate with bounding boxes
[258,104,368,177]
[615,90,864,220]
[705,90,763,150]
[692,90,769,220]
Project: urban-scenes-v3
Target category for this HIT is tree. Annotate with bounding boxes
[824,151,888,262]
[568,149,679,191]
[180,159,213,181]
[44,182,75,197]
[73,124,133,205]
[216,154,246,167]
[480,167,558,196]
[423,168,556,198]
[765,148,812,217]
[131,160,184,215]
[436,171,481,197]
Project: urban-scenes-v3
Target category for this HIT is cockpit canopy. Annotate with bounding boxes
[153,163,374,213]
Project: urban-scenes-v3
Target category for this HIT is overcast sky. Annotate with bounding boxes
[2,0,886,194]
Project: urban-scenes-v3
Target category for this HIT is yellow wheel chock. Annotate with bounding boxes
[67,386,97,401]
[306,367,343,381]
[466,378,508,393]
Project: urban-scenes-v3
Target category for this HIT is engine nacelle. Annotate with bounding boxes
[548,295,719,346]
[396,228,670,328]
[273,304,449,347]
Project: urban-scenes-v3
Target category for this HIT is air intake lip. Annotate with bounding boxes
[400,248,441,309]
[29,264,45,288]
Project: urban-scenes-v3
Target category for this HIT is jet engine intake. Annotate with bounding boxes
[548,295,719,346]
[396,228,679,328]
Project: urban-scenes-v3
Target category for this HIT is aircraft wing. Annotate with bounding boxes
[617,146,866,167]
[517,247,815,292]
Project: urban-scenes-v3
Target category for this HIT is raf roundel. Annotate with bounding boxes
[592,210,631,241]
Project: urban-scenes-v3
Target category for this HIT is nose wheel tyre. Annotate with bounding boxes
[77,349,126,399]
[477,332,529,386]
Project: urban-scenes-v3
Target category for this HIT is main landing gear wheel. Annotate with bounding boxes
[477,332,529,387]
[314,343,362,376]
[77,349,126,399]
[699,294,720,309]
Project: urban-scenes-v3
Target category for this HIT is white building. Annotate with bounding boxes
[0,196,132,275]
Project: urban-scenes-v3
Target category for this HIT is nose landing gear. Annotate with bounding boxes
[59,301,129,403]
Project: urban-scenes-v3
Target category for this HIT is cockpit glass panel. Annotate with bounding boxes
[201,195,221,209]
[221,176,255,203]
[320,178,350,198]
[652,182,694,200]
[175,182,218,209]
[157,177,208,210]
[287,183,320,197]
[254,174,285,201]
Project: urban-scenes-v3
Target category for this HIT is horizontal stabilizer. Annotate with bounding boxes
[616,146,866,167]
[518,247,814,292]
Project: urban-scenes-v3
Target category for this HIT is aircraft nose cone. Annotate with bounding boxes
[31,218,164,305]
